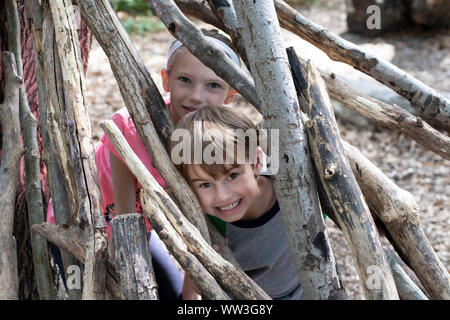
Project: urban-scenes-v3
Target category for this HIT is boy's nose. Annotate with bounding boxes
[214,182,232,204]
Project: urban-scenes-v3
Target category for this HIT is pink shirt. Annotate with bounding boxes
[47,105,168,238]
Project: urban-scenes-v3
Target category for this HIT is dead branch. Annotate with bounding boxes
[48,0,108,299]
[275,0,450,132]
[27,0,84,299]
[342,141,450,300]
[100,119,271,300]
[286,48,450,161]
[76,0,212,245]
[7,0,55,300]
[110,214,158,300]
[0,52,22,300]
[301,59,399,299]
[31,222,121,299]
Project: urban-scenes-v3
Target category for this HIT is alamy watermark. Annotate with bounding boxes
[170,123,280,174]
[366,4,381,30]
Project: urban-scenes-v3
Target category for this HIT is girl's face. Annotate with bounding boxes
[161,49,237,124]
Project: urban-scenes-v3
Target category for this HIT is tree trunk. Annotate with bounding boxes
[299,59,399,299]
[110,214,158,300]
[234,0,346,300]
[0,52,22,300]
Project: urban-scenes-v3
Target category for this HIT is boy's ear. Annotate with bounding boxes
[224,88,238,105]
[253,146,264,176]
[161,69,170,92]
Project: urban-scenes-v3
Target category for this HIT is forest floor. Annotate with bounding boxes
[85,0,449,299]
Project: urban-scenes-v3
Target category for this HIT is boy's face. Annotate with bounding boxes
[161,50,237,124]
[185,163,262,223]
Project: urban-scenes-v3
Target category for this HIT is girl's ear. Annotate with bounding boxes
[253,146,264,176]
[161,69,170,92]
[224,88,238,105]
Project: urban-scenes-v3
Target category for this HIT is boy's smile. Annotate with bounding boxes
[161,49,236,124]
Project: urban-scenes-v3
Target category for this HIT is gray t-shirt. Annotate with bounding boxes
[225,201,303,300]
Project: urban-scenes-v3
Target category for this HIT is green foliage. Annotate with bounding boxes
[111,0,165,35]
[112,0,153,16]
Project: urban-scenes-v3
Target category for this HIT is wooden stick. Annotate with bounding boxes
[342,140,450,300]
[27,0,83,299]
[49,0,107,299]
[6,0,55,300]
[234,0,346,300]
[110,214,158,300]
[286,48,450,161]
[31,222,121,299]
[0,52,22,300]
[100,119,270,300]
[301,59,399,299]
[274,0,450,132]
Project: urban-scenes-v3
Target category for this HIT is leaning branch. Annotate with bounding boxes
[286,48,450,161]
[301,59,399,299]
[7,0,55,300]
[343,141,450,300]
[0,52,22,300]
[275,0,450,132]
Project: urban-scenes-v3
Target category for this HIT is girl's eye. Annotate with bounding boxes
[199,182,212,189]
[227,172,239,181]
[208,82,222,89]
[178,76,190,83]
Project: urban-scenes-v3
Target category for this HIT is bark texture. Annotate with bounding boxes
[110,214,158,300]
[234,0,345,300]
[0,52,22,300]
[300,59,399,299]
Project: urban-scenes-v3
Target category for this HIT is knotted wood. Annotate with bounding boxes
[301,59,399,299]
[110,214,158,300]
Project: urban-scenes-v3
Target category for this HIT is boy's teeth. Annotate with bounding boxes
[218,200,240,211]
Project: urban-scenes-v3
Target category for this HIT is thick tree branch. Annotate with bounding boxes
[8,0,55,300]
[0,52,22,300]
[275,0,450,132]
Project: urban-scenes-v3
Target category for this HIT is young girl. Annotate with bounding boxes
[170,106,303,300]
[47,29,240,300]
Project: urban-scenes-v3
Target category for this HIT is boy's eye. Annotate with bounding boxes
[199,182,212,189]
[208,82,222,89]
[227,172,239,181]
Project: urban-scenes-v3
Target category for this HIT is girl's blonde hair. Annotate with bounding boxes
[170,106,259,179]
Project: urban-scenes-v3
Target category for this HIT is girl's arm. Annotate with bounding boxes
[110,151,137,214]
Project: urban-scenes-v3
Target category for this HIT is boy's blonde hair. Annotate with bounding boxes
[170,106,259,179]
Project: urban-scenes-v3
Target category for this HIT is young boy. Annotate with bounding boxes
[170,106,303,300]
